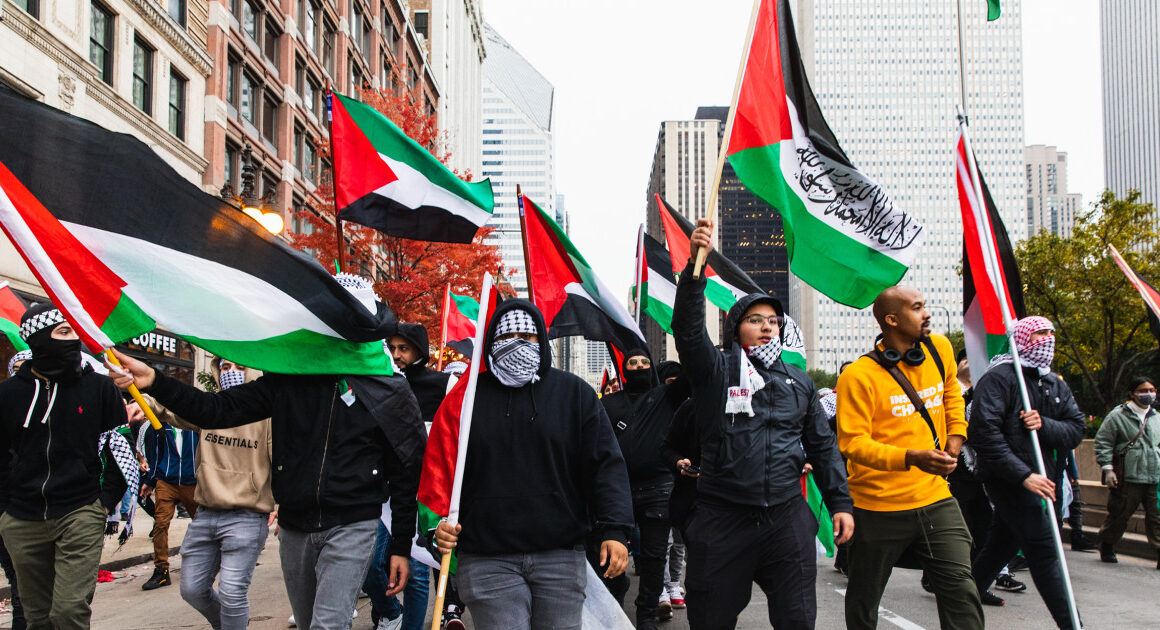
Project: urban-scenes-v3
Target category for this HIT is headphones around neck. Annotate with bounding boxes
[874,334,935,368]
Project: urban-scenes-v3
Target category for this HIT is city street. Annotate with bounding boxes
[45,533,1156,630]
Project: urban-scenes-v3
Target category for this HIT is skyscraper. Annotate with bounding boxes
[480,22,556,298]
[1100,1,1160,211]
[792,0,1025,369]
[1025,145,1082,238]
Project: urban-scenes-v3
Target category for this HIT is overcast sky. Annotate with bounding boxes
[482,0,1103,299]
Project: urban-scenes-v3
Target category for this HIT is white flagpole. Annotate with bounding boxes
[634,224,645,327]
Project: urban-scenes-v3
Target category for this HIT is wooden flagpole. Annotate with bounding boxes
[692,0,761,279]
[105,350,164,430]
[436,284,450,371]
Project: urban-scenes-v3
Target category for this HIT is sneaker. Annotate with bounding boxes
[288,615,295,627]
[443,604,466,630]
[979,590,1005,606]
[375,617,402,630]
[141,567,170,591]
[994,574,1026,593]
[656,589,673,621]
[1100,543,1118,563]
[668,583,686,608]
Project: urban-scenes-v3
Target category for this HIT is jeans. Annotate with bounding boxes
[279,519,378,630]
[665,527,686,588]
[361,521,431,629]
[458,547,587,630]
[973,484,1080,630]
[179,508,269,630]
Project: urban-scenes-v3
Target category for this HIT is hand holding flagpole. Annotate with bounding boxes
[104,349,163,430]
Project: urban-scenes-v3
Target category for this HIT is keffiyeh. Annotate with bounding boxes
[987,316,1055,375]
[7,349,31,376]
[744,338,783,369]
[495,310,537,338]
[99,430,139,542]
[490,337,540,388]
[726,347,767,417]
[219,369,246,390]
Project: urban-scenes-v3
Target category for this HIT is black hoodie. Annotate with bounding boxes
[600,354,689,487]
[456,298,634,554]
[672,262,852,514]
[396,323,453,423]
[0,364,128,520]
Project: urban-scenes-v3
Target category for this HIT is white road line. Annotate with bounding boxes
[835,588,927,630]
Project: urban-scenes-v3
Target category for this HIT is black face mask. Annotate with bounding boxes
[624,368,652,393]
[27,338,83,382]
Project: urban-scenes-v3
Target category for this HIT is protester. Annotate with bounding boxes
[0,348,33,630]
[837,286,983,630]
[821,360,853,576]
[654,360,688,612]
[672,218,853,629]
[0,305,129,629]
[433,299,633,630]
[110,275,426,630]
[138,408,199,590]
[594,348,688,629]
[1093,376,1160,566]
[969,316,1085,629]
[1059,450,1097,552]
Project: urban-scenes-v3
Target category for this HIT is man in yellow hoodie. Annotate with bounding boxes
[837,286,983,630]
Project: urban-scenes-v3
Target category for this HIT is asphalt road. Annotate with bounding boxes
[63,533,1157,630]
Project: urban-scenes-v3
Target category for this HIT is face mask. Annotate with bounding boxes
[219,369,246,390]
[489,337,540,388]
[744,337,783,369]
[26,338,83,382]
[1137,393,1156,407]
[1019,335,1055,370]
[624,368,651,393]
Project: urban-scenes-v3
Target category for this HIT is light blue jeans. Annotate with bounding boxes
[279,519,378,630]
[458,547,587,630]
[179,508,269,630]
[362,521,430,629]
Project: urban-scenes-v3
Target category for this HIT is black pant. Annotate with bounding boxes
[950,477,993,560]
[973,484,1079,630]
[685,495,817,630]
[586,483,672,621]
[0,531,25,630]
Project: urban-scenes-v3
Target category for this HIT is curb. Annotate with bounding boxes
[0,546,181,600]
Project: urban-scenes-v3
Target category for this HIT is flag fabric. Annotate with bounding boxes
[417,274,498,571]
[803,473,835,557]
[328,92,494,243]
[987,0,1001,21]
[1109,244,1160,323]
[637,233,677,334]
[0,282,28,351]
[724,0,923,308]
[599,367,610,393]
[442,285,479,344]
[0,88,394,375]
[521,195,648,355]
[957,127,1025,378]
[655,195,806,368]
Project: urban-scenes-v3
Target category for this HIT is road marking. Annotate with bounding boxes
[835,589,927,630]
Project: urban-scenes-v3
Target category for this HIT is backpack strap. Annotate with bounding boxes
[863,349,941,450]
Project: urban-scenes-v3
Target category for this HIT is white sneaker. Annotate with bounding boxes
[667,583,686,608]
[376,616,403,630]
[287,615,296,627]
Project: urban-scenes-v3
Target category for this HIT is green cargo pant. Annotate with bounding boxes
[0,499,106,630]
[845,497,984,630]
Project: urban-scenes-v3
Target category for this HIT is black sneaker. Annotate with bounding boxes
[994,574,1026,592]
[979,590,1005,606]
[443,604,466,630]
[141,567,171,591]
[1100,543,1118,563]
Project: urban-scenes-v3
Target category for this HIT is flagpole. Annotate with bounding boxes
[693,0,760,279]
[437,284,451,371]
[957,110,1082,629]
[634,224,645,327]
[516,184,536,301]
[430,273,494,630]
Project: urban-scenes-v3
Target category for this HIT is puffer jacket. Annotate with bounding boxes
[1094,403,1160,484]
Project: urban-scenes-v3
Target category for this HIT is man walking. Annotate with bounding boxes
[969,316,1085,629]
[837,286,983,630]
[673,219,853,629]
[139,409,199,590]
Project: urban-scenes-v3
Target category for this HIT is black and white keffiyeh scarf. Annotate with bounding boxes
[490,337,541,388]
[99,430,139,541]
[725,339,783,417]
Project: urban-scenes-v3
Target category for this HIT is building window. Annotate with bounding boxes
[322,19,336,77]
[226,53,241,111]
[300,0,317,52]
[413,10,428,38]
[89,2,115,85]
[263,18,280,66]
[14,0,39,18]
[307,75,322,119]
[262,96,278,147]
[242,0,259,41]
[224,142,239,193]
[168,70,187,139]
[240,71,257,123]
[132,37,154,115]
[168,0,185,26]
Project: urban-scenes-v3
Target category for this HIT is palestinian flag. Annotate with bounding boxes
[417,274,498,571]
[522,195,648,354]
[441,285,479,344]
[656,195,806,368]
[0,282,28,351]
[724,0,923,308]
[957,127,1024,378]
[803,473,835,557]
[0,88,393,375]
[329,92,494,243]
[635,233,676,334]
[1109,244,1160,326]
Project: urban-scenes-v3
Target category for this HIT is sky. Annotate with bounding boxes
[482,0,1104,301]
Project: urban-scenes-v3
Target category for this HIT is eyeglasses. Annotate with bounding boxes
[743,315,780,326]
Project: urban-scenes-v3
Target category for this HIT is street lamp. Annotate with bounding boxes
[220,143,284,235]
[927,304,953,334]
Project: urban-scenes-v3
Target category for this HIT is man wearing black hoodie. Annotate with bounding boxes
[595,348,689,629]
[0,304,129,630]
[673,219,854,629]
[434,299,633,630]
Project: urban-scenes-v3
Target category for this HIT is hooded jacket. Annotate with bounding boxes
[0,363,128,520]
[145,370,425,557]
[455,298,634,555]
[672,263,852,514]
[141,423,198,487]
[600,355,689,487]
[968,363,1085,487]
[1094,402,1160,485]
[396,323,453,423]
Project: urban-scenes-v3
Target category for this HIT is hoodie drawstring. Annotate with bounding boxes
[23,380,41,428]
[25,381,59,428]
[503,383,539,422]
[41,382,58,425]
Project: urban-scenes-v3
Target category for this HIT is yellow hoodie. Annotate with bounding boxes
[836,334,965,512]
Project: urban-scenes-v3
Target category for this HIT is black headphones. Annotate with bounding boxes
[874,334,935,367]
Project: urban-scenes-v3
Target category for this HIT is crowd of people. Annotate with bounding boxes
[0,223,1155,630]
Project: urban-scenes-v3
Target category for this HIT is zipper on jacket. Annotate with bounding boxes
[315,384,338,529]
[39,380,52,520]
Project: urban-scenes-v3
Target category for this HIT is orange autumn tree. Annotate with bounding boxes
[289,84,511,341]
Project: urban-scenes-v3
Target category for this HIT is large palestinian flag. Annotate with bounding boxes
[957,127,1024,378]
[329,92,494,243]
[522,195,647,354]
[1109,244,1160,330]
[0,88,394,375]
[656,195,806,369]
[724,0,923,308]
[0,282,28,352]
[635,233,676,334]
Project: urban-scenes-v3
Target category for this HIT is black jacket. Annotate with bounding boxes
[147,370,425,557]
[397,323,453,423]
[0,364,128,520]
[456,298,634,555]
[672,263,852,514]
[660,398,699,529]
[968,363,1085,487]
[601,378,689,487]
